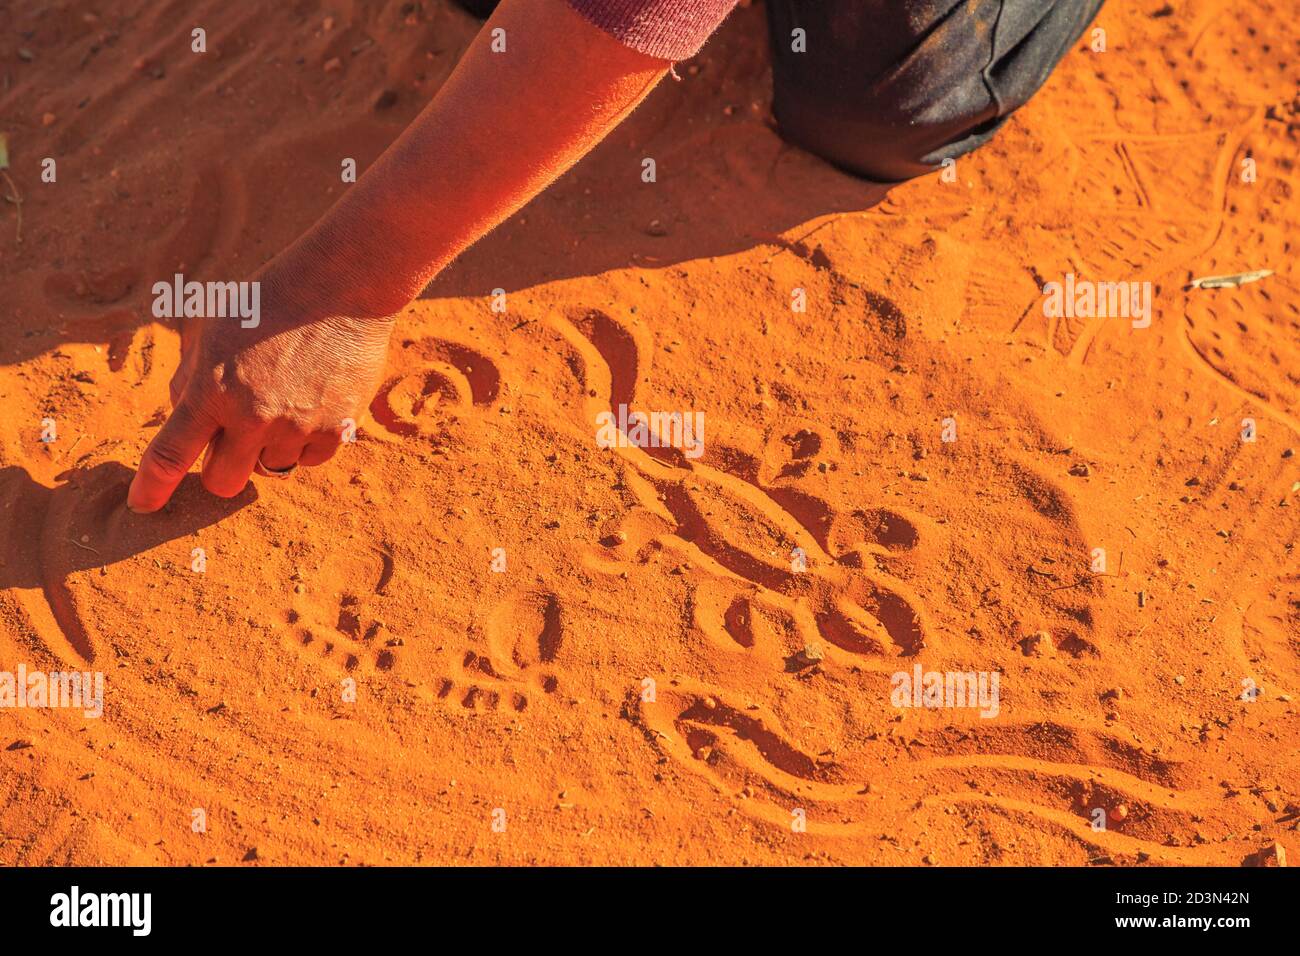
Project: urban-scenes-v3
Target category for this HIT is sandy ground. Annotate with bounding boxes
[0,0,1297,866]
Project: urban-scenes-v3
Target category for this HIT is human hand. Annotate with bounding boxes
[126,265,394,513]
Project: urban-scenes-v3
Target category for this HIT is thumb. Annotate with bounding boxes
[127,401,219,513]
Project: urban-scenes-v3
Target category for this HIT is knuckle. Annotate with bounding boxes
[283,412,318,436]
[145,441,192,479]
[246,405,277,429]
[228,391,277,429]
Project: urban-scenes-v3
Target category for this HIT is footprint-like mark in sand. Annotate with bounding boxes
[550,309,1172,846]
[1175,108,1300,439]
[636,677,1228,854]
[556,308,931,663]
[369,337,501,439]
[284,545,398,677]
[634,677,856,796]
[436,592,564,712]
[1052,127,1243,365]
[909,720,1243,863]
[957,100,1250,366]
[826,507,921,556]
[36,160,249,389]
[631,676,910,837]
[153,164,233,279]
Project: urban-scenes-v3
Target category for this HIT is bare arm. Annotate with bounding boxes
[280,0,669,318]
[127,0,670,513]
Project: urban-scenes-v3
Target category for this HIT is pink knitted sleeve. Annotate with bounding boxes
[567,0,740,60]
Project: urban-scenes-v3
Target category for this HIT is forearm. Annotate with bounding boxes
[276,0,669,318]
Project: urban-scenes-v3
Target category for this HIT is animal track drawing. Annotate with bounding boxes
[541,304,1202,853]
[436,591,564,712]
[634,677,861,815]
[554,307,932,667]
[369,336,502,439]
[632,675,1225,857]
[284,545,398,678]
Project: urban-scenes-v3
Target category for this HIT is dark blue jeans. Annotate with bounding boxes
[765,0,1105,180]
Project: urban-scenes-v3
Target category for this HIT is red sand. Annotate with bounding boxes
[0,0,1297,865]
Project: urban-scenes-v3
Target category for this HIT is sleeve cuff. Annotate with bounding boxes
[566,0,737,61]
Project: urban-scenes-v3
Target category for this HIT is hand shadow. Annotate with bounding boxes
[0,461,256,663]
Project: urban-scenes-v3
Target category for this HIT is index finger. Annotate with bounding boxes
[127,401,219,513]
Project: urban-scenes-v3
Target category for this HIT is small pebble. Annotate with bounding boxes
[1020,631,1053,657]
[1259,842,1287,867]
[800,643,825,663]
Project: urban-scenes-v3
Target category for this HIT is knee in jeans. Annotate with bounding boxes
[772,82,991,182]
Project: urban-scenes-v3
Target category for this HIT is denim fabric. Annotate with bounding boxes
[764,0,1106,180]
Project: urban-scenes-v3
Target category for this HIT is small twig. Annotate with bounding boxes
[1048,577,1091,593]
[757,217,839,264]
[1186,269,1272,290]
[1,170,22,243]
[68,538,100,554]
[61,433,85,461]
